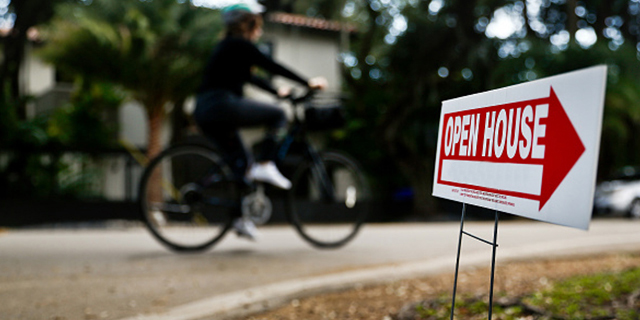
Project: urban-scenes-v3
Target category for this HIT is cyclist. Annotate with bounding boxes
[194,3,327,240]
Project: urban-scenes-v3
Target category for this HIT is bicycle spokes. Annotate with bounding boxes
[139,145,237,252]
[288,152,370,248]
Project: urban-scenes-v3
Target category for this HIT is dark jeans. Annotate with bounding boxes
[193,90,287,179]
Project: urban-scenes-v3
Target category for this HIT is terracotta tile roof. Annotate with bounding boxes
[267,12,357,33]
[3,13,356,42]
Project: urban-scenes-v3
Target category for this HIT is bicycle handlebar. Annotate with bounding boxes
[281,89,319,105]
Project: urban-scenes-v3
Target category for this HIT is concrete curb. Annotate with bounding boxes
[118,232,640,320]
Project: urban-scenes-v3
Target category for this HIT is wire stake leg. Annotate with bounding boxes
[488,210,500,320]
[450,203,466,320]
[449,204,500,320]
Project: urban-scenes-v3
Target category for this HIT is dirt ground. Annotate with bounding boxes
[238,252,640,320]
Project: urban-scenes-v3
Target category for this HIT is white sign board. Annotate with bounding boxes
[432,66,607,230]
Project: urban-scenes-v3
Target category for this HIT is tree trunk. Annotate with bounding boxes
[0,29,27,118]
[147,106,165,160]
[565,0,578,36]
[2,0,57,119]
[397,158,436,216]
[146,104,166,205]
[379,76,438,217]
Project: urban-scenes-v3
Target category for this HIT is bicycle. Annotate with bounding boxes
[138,90,371,252]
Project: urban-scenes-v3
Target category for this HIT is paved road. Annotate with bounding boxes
[1,219,639,320]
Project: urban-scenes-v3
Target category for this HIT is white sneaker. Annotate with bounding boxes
[151,210,166,226]
[233,218,259,241]
[248,161,292,190]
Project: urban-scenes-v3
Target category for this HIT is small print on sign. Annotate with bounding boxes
[432,66,607,230]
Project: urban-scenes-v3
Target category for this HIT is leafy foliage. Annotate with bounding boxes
[325,0,640,217]
[0,81,120,199]
[38,0,223,158]
[47,81,125,149]
[39,0,221,106]
[2,0,223,200]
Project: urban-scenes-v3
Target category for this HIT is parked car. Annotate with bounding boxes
[594,166,640,219]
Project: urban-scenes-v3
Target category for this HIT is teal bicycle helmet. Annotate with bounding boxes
[222,3,263,25]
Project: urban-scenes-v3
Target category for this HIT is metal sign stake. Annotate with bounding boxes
[450,203,500,320]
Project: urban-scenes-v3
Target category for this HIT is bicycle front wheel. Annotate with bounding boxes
[139,145,236,252]
[287,151,370,248]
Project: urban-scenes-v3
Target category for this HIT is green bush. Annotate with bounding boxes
[0,81,124,199]
[48,81,124,149]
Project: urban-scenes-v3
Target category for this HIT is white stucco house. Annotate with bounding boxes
[16,12,353,201]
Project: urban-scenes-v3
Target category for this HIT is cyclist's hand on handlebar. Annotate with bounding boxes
[277,86,292,98]
[308,77,328,90]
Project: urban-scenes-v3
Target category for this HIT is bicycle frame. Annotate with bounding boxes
[276,93,337,202]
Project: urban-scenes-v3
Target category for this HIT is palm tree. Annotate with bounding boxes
[38,0,222,159]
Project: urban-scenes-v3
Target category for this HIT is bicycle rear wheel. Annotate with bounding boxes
[287,151,370,248]
[139,145,236,252]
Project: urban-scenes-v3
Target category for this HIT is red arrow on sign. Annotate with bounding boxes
[538,87,585,209]
[437,87,586,210]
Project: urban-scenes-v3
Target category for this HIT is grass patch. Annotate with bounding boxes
[403,267,640,320]
[523,267,640,319]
